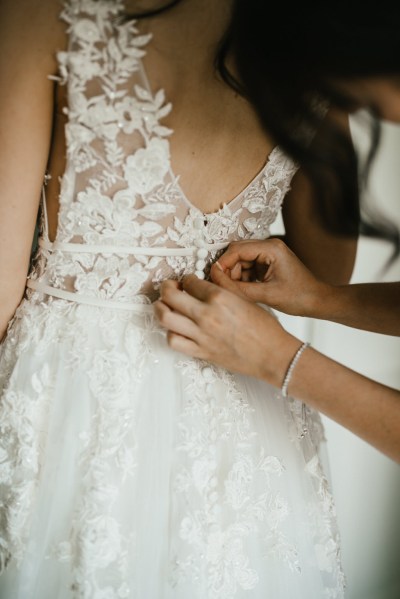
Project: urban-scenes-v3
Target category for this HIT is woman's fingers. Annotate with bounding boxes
[154,299,205,358]
[160,276,231,323]
[159,279,204,320]
[154,299,201,342]
[156,274,296,383]
[227,261,257,282]
[166,331,204,359]
[210,263,268,303]
[180,273,226,302]
[217,238,291,275]
[217,240,268,271]
[230,263,242,280]
[208,265,247,296]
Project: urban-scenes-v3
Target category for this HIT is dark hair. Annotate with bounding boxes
[224,3,400,246]
[127,1,400,247]
[122,0,183,20]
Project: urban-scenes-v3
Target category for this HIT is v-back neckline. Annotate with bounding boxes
[137,36,276,218]
[170,146,279,218]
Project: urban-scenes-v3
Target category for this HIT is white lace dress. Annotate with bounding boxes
[0,2,345,598]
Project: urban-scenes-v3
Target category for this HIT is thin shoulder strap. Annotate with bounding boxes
[41,175,51,240]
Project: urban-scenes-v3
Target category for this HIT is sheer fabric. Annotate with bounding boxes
[0,1,344,598]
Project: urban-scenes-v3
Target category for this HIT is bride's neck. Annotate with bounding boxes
[124,0,233,67]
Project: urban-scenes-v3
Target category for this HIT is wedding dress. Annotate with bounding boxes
[0,1,345,597]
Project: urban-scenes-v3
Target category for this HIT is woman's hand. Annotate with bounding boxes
[155,273,301,385]
[211,238,331,317]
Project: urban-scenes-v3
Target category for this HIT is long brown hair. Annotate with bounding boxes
[125,0,400,247]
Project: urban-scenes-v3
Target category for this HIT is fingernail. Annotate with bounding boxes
[215,261,223,271]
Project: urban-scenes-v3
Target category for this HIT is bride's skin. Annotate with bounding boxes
[155,78,400,463]
[0,0,357,341]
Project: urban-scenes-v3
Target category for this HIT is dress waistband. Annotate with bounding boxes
[26,279,155,312]
[29,237,229,310]
[38,238,229,256]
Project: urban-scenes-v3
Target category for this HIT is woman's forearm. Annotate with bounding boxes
[279,344,400,462]
[310,281,400,336]
[156,273,400,463]
[214,240,400,336]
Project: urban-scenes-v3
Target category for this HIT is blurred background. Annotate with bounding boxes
[273,114,400,599]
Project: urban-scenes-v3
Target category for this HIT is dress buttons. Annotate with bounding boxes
[201,366,214,381]
[194,217,204,230]
[195,259,206,271]
[196,248,208,259]
[193,214,209,279]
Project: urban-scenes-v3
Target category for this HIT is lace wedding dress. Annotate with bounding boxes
[0,1,345,598]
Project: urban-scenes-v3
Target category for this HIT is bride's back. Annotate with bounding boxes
[45,0,274,238]
[28,0,292,306]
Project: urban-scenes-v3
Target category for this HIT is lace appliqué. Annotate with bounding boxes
[170,360,299,597]
[0,362,54,571]
[0,1,344,597]
[56,344,147,598]
[0,298,157,596]
[305,456,346,598]
[27,0,299,305]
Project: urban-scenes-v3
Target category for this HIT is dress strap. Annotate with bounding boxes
[41,182,50,239]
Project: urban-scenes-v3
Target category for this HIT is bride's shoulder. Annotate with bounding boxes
[0,0,67,76]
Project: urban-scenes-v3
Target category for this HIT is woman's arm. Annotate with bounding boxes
[155,275,400,463]
[308,281,400,336]
[281,169,358,286]
[213,238,400,336]
[281,110,358,286]
[0,0,64,339]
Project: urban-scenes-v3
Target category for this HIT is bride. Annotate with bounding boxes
[0,1,357,597]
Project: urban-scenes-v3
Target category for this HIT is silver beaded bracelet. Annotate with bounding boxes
[281,342,310,398]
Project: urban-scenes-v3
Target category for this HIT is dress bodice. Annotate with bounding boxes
[1,5,345,595]
[29,0,298,306]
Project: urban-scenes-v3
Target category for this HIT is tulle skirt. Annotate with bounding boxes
[0,298,345,599]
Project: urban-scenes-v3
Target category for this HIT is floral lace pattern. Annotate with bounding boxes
[0,301,344,597]
[0,300,158,595]
[0,361,54,568]
[0,1,345,598]
[170,360,298,598]
[55,327,151,598]
[27,0,298,304]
